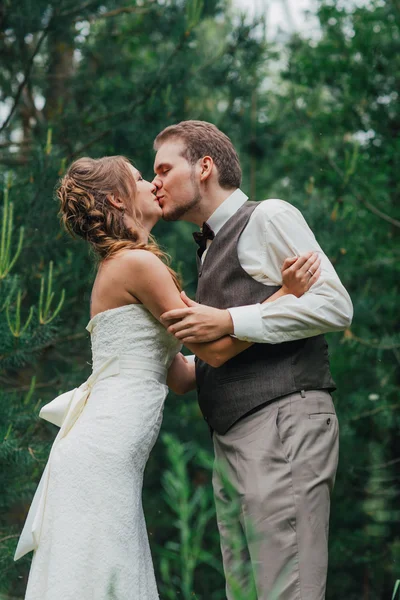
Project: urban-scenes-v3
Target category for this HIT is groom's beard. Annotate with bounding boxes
[162,174,201,222]
[162,193,201,221]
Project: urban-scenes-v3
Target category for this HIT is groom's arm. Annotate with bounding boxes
[161,200,353,344]
[228,200,353,344]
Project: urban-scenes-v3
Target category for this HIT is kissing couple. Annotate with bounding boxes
[15,120,353,600]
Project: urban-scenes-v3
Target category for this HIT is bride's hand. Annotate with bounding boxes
[166,352,196,394]
[281,251,321,298]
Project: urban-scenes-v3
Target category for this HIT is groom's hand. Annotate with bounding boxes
[160,292,234,343]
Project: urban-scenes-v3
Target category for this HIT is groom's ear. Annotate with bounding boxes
[199,156,213,182]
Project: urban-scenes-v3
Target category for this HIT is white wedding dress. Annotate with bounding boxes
[15,304,180,600]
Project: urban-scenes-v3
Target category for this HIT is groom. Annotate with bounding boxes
[152,120,353,600]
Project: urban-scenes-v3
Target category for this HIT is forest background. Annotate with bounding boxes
[0,0,399,598]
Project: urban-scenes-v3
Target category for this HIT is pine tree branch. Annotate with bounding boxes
[0,377,61,392]
[68,130,110,160]
[326,155,400,229]
[0,140,31,148]
[344,330,400,350]
[58,0,102,19]
[0,27,51,134]
[355,195,400,229]
[0,156,29,166]
[0,534,19,544]
[349,403,400,421]
[354,457,400,471]
[59,0,155,20]
[76,4,155,23]
[0,332,87,362]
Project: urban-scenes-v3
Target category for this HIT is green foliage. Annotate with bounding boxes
[0,178,64,594]
[158,434,218,599]
[0,178,24,281]
[0,0,399,598]
[38,262,65,325]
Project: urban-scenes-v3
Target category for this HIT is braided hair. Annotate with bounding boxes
[57,155,181,289]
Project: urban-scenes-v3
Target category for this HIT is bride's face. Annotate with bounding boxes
[129,166,162,230]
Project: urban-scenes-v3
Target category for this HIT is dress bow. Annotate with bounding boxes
[14,356,120,561]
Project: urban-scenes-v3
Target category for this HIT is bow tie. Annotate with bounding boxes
[192,222,215,258]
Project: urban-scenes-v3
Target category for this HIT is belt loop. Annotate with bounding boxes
[300,390,306,398]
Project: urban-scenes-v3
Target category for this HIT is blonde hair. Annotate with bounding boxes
[57,155,181,289]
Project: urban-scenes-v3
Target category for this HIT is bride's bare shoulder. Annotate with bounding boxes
[111,249,167,273]
[111,249,180,307]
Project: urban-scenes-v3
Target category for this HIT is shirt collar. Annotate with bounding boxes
[206,189,248,236]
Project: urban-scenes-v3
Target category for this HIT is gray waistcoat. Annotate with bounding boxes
[195,201,336,435]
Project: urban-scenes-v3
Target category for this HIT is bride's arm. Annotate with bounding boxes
[123,249,248,368]
[123,250,320,372]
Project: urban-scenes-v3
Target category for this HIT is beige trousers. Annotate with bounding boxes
[212,390,339,600]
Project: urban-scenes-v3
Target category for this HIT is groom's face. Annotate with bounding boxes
[153,139,201,222]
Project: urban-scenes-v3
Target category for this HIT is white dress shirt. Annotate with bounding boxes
[202,189,353,344]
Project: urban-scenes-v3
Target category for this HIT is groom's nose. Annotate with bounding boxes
[152,175,162,190]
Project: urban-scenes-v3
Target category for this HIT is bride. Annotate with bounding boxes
[14,155,320,599]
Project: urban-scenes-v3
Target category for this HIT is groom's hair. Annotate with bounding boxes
[154,120,242,189]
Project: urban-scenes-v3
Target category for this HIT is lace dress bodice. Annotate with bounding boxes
[86,304,180,371]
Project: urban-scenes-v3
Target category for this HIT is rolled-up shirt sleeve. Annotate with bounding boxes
[227,202,353,344]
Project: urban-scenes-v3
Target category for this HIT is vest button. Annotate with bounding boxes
[327,418,331,425]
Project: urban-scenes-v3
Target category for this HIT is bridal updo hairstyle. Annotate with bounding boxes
[57,155,181,289]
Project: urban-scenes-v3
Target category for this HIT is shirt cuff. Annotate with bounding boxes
[185,354,196,364]
[227,304,263,342]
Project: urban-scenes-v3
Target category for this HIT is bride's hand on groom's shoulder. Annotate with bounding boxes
[160,292,234,344]
[281,251,321,298]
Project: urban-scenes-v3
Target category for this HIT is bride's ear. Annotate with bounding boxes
[106,193,125,212]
